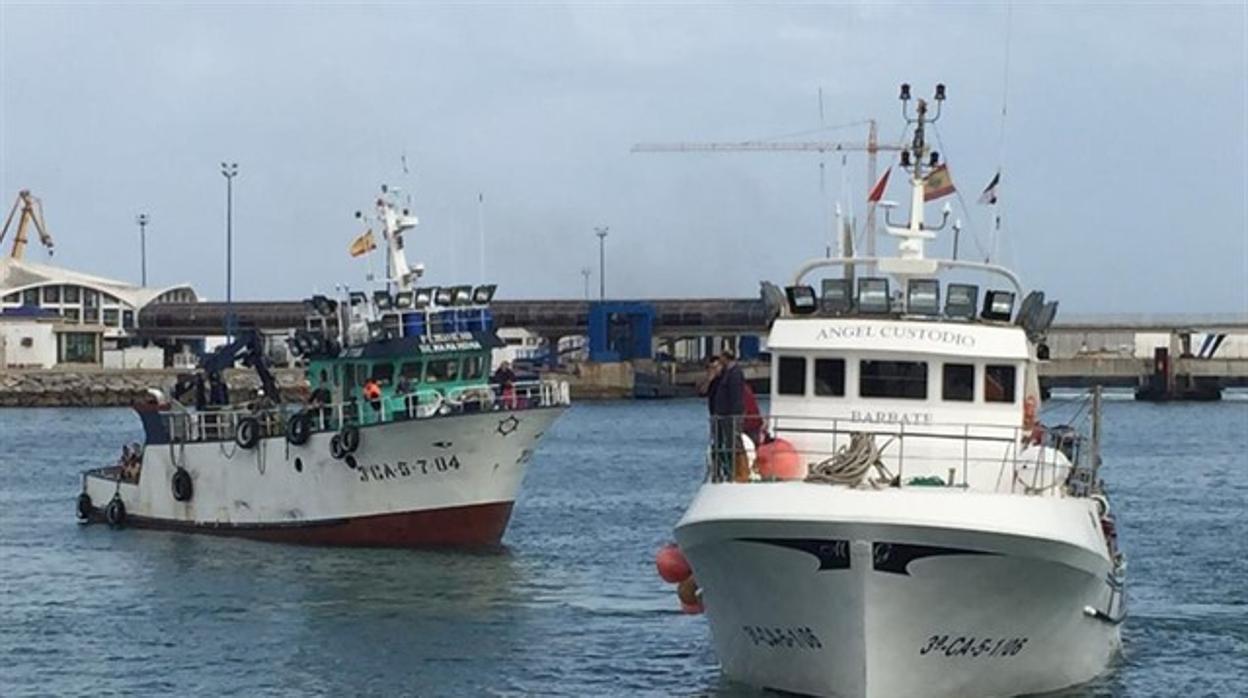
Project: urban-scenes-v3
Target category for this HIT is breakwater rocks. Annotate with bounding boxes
[0,369,309,407]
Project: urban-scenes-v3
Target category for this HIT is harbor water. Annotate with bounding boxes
[1,398,1245,696]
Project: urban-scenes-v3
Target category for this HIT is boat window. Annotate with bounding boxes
[777,356,806,395]
[371,363,394,385]
[400,361,422,381]
[942,363,975,402]
[985,365,1017,403]
[813,358,845,397]
[859,360,928,400]
[462,355,484,380]
[425,358,459,383]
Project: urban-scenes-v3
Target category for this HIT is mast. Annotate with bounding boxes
[865,119,878,257]
[884,83,951,262]
[376,185,424,291]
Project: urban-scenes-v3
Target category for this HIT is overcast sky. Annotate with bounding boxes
[1,2,1245,314]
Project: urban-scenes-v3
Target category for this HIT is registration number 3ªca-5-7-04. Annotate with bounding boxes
[358,455,461,483]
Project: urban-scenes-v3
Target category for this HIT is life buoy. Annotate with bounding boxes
[330,434,347,460]
[286,413,312,446]
[172,467,193,502]
[236,417,261,450]
[105,497,127,527]
[340,425,360,454]
[76,492,93,521]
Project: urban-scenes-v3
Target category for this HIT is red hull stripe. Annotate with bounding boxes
[91,501,515,548]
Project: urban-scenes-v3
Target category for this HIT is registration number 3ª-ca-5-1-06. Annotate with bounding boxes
[919,634,1028,658]
[358,455,461,483]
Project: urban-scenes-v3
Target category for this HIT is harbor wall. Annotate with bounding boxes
[0,368,308,407]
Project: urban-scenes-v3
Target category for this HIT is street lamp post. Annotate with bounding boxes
[580,267,591,300]
[220,162,239,338]
[135,213,150,286]
[594,226,608,301]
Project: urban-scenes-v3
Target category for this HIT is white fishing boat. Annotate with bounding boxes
[76,188,570,547]
[670,85,1125,697]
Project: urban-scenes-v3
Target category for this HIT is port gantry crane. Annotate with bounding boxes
[0,190,55,260]
[632,120,904,255]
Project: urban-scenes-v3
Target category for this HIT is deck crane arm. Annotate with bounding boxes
[0,190,55,260]
[173,331,279,409]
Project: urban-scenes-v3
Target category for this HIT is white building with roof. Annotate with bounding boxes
[0,257,198,367]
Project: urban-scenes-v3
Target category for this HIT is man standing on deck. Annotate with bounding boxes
[711,349,746,482]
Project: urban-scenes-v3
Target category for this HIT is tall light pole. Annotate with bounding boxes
[594,226,608,301]
[220,162,239,338]
[580,267,591,300]
[135,213,150,286]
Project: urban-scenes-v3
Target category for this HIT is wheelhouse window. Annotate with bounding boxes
[462,355,484,380]
[985,365,1017,403]
[370,362,394,385]
[942,363,975,402]
[813,358,845,397]
[424,358,459,383]
[859,360,928,400]
[776,356,806,396]
[400,361,422,381]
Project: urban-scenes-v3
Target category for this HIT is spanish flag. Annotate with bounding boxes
[348,229,376,257]
[923,164,956,202]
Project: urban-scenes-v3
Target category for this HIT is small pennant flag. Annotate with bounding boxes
[923,164,955,202]
[348,229,376,257]
[978,171,1001,205]
[867,168,891,203]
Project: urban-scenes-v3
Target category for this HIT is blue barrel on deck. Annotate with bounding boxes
[403,311,427,338]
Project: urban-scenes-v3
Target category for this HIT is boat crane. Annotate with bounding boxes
[0,189,55,260]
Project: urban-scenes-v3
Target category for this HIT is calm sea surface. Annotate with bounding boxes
[1,398,1245,696]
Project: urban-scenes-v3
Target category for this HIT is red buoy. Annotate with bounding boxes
[756,438,805,480]
[655,543,692,583]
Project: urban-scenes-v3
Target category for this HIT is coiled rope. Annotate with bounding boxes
[806,432,896,488]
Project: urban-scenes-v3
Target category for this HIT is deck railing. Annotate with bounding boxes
[706,413,1093,497]
[162,379,570,445]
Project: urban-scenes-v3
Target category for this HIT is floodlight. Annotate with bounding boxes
[349,291,368,307]
[472,284,498,305]
[906,279,940,316]
[982,290,1015,322]
[434,287,454,306]
[945,283,978,320]
[784,285,818,315]
[451,285,474,306]
[373,290,393,310]
[820,278,852,314]
[414,287,436,308]
[394,291,415,309]
[857,277,891,314]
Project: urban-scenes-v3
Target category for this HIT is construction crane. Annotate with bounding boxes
[0,190,55,260]
[632,120,903,255]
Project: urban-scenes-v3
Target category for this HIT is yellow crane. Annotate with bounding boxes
[0,189,55,260]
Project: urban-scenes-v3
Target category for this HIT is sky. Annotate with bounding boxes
[1,2,1245,314]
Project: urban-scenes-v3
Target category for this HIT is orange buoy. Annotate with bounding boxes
[677,576,700,606]
[655,543,692,583]
[756,438,805,480]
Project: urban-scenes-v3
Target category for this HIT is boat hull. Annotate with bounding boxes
[82,406,563,548]
[674,484,1122,698]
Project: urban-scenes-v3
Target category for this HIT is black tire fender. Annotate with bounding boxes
[76,492,93,521]
[330,434,346,460]
[105,497,127,527]
[340,425,360,454]
[171,467,193,502]
[236,417,261,450]
[286,413,312,446]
